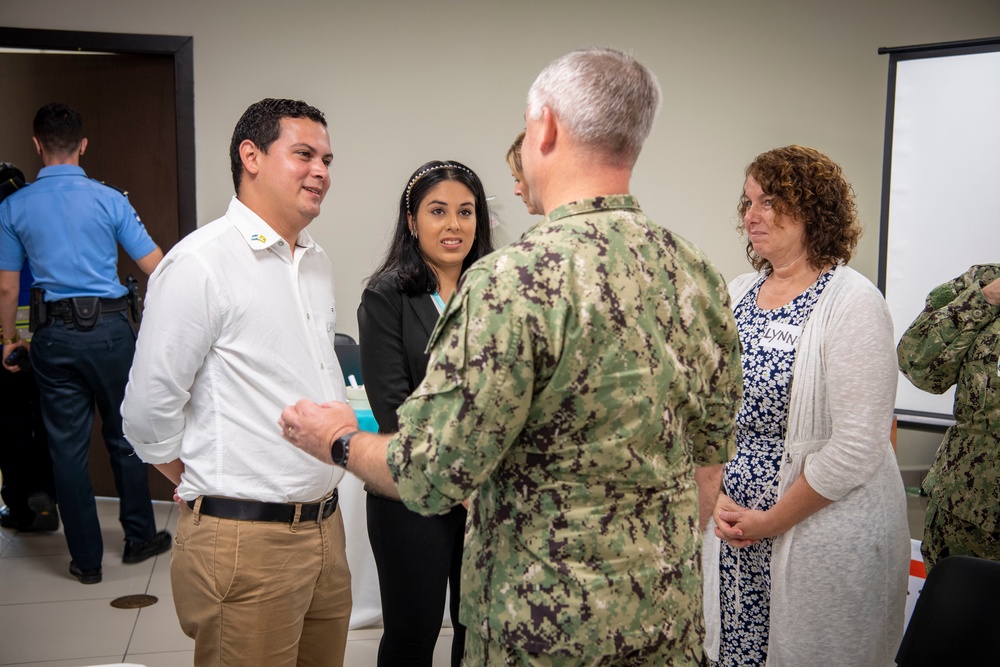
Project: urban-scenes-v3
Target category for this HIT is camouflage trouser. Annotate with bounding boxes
[462,629,707,667]
[921,499,1000,572]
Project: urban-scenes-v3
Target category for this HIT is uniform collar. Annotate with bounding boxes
[226,196,316,253]
[37,164,86,179]
[527,194,641,235]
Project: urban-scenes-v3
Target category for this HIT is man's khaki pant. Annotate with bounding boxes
[171,498,352,666]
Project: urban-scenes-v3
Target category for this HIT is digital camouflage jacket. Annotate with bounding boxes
[898,264,1000,532]
[387,195,742,659]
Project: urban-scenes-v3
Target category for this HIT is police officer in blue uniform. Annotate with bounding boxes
[0,103,169,584]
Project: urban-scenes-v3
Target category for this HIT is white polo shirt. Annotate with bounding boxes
[123,197,345,503]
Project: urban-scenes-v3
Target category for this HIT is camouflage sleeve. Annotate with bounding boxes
[386,265,536,515]
[897,266,1000,394]
[680,256,742,467]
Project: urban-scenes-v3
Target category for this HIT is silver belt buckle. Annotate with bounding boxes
[317,494,336,524]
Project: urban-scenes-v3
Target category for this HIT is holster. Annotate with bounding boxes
[70,297,101,331]
[28,287,47,332]
[125,274,142,332]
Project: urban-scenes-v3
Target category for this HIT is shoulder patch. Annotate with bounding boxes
[93,179,129,197]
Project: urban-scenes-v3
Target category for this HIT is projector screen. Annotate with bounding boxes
[878,37,1000,429]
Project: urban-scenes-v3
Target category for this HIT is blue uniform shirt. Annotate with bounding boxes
[0,164,156,301]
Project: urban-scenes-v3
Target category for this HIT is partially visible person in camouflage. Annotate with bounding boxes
[281,46,742,666]
[897,264,1000,571]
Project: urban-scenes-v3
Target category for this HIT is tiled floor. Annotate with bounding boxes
[0,498,453,667]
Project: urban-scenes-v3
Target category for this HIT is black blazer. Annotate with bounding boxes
[357,272,440,433]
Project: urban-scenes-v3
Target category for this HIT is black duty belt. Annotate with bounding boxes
[188,490,339,524]
[47,296,129,317]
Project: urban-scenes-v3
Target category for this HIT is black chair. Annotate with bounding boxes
[333,333,362,385]
[895,555,1000,666]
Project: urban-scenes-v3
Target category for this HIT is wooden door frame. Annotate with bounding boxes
[0,26,196,237]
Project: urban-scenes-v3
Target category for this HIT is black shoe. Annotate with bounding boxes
[25,492,60,532]
[122,530,172,564]
[0,501,59,533]
[69,561,103,584]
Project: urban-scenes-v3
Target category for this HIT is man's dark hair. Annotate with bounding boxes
[229,98,327,193]
[33,103,84,155]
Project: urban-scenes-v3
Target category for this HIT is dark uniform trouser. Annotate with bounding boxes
[464,630,708,667]
[30,312,156,569]
[367,492,467,667]
[922,498,1000,572]
[0,365,55,522]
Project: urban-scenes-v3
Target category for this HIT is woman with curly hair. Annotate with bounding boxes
[703,145,909,666]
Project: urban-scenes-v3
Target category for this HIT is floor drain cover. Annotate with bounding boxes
[110,594,158,609]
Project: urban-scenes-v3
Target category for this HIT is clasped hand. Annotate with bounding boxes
[713,493,770,547]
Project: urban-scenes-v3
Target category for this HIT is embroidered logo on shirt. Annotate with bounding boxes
[759,322,802,352]
[250,233,267,243]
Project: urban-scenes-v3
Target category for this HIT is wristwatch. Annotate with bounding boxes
[330,431,359,467]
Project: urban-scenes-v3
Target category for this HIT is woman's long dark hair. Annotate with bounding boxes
[367,160,495,296]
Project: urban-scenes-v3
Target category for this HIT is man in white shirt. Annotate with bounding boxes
[122,98,351,666]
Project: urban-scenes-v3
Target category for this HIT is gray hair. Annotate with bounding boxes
[526,47,661,167]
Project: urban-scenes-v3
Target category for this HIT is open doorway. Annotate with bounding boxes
[0,27,196,500]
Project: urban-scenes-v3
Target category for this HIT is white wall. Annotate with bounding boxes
[5,0,996,462]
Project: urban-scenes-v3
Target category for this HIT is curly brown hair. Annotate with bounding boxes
[737,145,861,272]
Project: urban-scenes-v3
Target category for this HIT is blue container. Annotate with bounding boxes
[354,408,379,433]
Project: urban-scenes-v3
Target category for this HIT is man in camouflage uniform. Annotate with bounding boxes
[897,264,1000,571]
[282,47,742,665]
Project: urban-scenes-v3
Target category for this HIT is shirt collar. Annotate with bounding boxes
[526,194,641,235]
[37,165,86,179]
[226,196,316,252]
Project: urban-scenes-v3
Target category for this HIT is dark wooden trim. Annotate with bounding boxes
[172,37,197,236]
[0,26,187,55]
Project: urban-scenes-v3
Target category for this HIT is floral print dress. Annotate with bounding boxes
[715,267,834,666]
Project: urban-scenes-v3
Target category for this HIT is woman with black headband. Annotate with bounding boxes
[358,160,495,666]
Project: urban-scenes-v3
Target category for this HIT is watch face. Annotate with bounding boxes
[331,434,349,465]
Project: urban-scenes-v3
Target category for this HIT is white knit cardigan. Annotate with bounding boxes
[703,265,910,666]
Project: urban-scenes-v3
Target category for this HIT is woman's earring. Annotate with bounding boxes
[410,228,418,239]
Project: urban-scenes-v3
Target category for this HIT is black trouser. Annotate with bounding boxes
[0,365,55,521]
[30,312,157,569]
[367,492,467,667]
